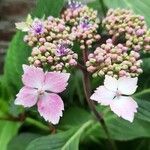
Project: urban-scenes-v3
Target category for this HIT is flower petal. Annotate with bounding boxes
[90,86,115,106]
[37,93,64,124]
[15,87,38,107]
[43,72,70,93]
[118,77,138,95]
[110,96,138,122]
[104,75,118,92]
[22,65,44,89]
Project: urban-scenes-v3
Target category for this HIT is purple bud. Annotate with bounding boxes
[56,44,69,56]
[134,45,141,51]
[136,29,145,36]
[31,19,44,35]
[68,0,82,9]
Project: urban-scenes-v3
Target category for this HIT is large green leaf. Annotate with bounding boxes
[59,100,150,141]
[84,99,150,141]
[103,0,150,26]
[3,0,64,94]
[8,133,40,150]
[26,121,93,150]
[0,121,21,150]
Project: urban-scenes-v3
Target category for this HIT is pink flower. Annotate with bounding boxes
[90,75,138,122]
[15,65,70,124]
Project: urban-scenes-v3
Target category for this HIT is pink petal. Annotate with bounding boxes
[90,86,115,106]
[43,72,70,93]
[15,87,38,107]
[110,96,138,122]
[37,93,64,124]
[22,65,44,89]
[118,77,138,95]
[104,75,118,92]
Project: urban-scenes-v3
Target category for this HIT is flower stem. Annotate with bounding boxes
[81,48,117,150]
[25,117,50,131]
[0,113,51,132]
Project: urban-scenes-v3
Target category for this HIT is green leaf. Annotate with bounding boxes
[26,120,93,150]
[84,99,150,141]
[8,133,40,150]
[0,121,21,150]
[103,0,150,26]
[3,0,64,94]
[59,102,150,141]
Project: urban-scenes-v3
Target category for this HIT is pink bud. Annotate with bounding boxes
[47,56,53,63]
[69,59,77,66]
[136,29,145,36]
[130,66,137,72]
[144,37,150,42]
[87,66,96,73]
[119,70,126,77]
[134,45,141,51]
[39,38,46,43]
[34,60,41,67]
[39,46,46,52]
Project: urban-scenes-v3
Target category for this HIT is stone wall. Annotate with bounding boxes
[0,0,36,73]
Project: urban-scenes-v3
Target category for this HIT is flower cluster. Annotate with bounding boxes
[15,1,149,124]
[103,9,150,52]
[61,0,100,49]
[20,16,78,72]
[23,16,73,47]
[86,39,143,78]
[28,42,78,72]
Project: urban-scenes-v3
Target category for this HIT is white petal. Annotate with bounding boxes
[104,75,118,92]
[118,77,138,95]
[90,86,115,106]
[15,22,30,32]
[110,96,138,122]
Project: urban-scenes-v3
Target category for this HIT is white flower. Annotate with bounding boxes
[15,14,33,32]
[90,75,138,122]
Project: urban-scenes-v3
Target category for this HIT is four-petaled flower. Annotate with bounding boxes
[90,75,138,122]
[15,65,70,124]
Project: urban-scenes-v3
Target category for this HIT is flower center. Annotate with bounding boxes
[56,44,69,56]
[32,20,44,34]
[116,90,122,97]
[37,89,45,95]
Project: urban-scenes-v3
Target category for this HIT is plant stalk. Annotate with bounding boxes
[81,48,117,150]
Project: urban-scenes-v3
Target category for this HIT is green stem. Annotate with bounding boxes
[81,48,117,150]
[25,117,50,131]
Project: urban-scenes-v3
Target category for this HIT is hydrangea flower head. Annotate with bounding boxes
[90,75,138,122]
[15,65,70,124]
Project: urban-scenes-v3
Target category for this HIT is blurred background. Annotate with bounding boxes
[0,0,36,74]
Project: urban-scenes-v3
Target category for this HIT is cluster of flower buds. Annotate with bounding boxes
[20,16,78,72]
[86,39,143,78]
[23,16,74,47]
[102,9,149,52]
[61,0,101,49]
[28,41,78,72]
